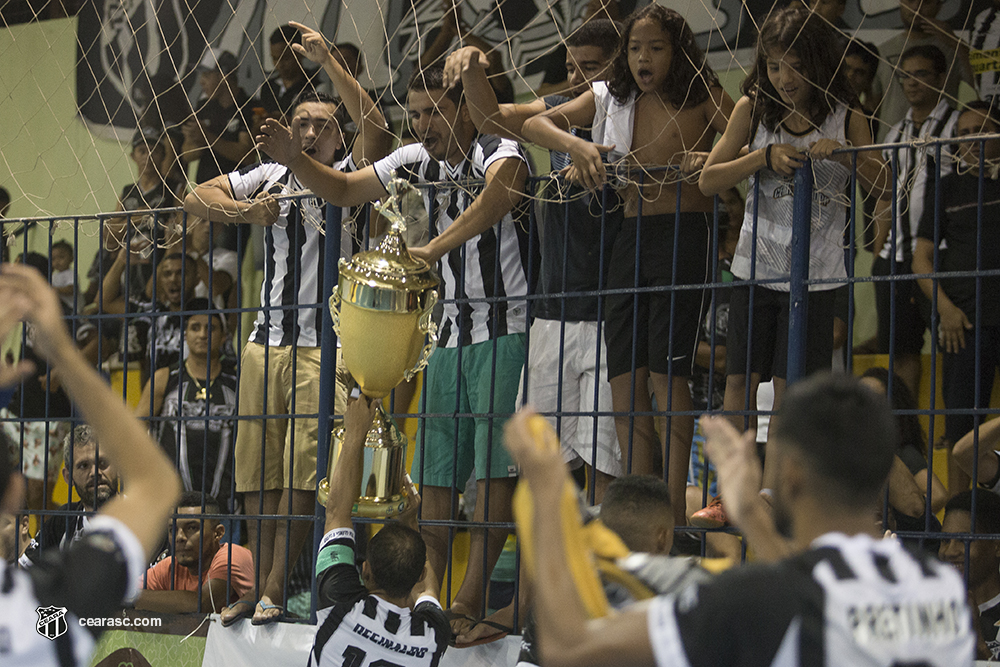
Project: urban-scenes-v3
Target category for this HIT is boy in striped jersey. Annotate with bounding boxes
[257,61,531,632]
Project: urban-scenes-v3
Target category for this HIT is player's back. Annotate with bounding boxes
[647,532,974,666]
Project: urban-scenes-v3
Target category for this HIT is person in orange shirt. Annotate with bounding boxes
[137,491,254,613]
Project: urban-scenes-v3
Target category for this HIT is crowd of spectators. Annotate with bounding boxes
[1,0,1000,663]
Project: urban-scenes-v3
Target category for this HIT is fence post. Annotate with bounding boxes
[311,203,343,621]
[786,162,813,385]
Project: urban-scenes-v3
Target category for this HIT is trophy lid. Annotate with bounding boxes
[339,229,438,292]
[338,173,439,293]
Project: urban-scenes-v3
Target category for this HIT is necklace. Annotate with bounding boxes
[185,360,218,401]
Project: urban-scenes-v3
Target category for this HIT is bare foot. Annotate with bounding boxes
[219,596,255,626]
[446,601,478,637]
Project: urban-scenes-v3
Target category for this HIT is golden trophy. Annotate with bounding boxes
[316,175,439,518]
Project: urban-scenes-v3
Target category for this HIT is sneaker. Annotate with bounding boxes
[690,496,728,529]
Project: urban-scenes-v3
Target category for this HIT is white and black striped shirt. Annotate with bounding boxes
[373,138,532,347]
[228,158,356,348]
[880,100,959,263]
[972,7,1000,101]
[647,532,973,667]
[310,528,449,667]
[0,516,145,667]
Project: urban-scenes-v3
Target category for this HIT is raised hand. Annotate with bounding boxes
[443,46,489,89]
[256,117,302,166]
[288,21,333,66]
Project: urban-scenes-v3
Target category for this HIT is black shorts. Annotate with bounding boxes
[872,255,927,355]
[604,213,710,379]
[726,285,836,381]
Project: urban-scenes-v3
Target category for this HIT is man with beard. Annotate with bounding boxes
[506,373,975,666]
[257,62,532,632]
[136,491,253,613]
[19,425,119,567]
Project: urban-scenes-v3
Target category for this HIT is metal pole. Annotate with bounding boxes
[311,203,343,622]
[786,162,813,385]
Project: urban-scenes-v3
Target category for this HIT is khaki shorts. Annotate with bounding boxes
[235,342,348,492]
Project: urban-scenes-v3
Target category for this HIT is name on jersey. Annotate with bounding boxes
[352,623,428,658]
[848,599,964,643]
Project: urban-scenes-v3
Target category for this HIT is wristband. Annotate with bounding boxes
[765,144,774,171]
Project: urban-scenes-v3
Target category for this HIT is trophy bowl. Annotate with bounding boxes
[317,176,439,516]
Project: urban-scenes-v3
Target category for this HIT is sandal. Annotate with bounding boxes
[251,601,285,626]
[220,599,255,628]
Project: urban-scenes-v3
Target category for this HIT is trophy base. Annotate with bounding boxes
[316,403,410,517]
[353,493,412,519]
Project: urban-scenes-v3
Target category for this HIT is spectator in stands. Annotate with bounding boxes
[913,101,1000,495]
[257,61,530,632]
[308,397,448,666]
[50,240,77,312]
[1,252,73,514]
[506,373,974,666]
[257,26,319,123]
[873,0,973,137]
[952,411,1000,492]
[939,489,1000,660]
[186,23,389,626]
[93,251,199,377]
[136,491,253,613]
[860,367,948,513]
[418,0,514,103]
[844,40,881,121]
[0,262,181,666]
[332,42,362,78]
[184,216,238,335]
[0,512,29,563]
[445,18,624,506]
[136,302,238,510]
[600,475,673,555]
[18,425,119,566]
[85,128,183,305]
[182,49,255,193]
[873,44,959,397]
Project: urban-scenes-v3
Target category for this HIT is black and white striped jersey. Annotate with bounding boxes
[0,515,144,667]
[879,100,959,264]
[309,528,449,667]
[373,137,532,348]
[228,158,355,349]
[647,532,974,667]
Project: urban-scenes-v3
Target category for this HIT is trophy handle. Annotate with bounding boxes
[329,289,342,337]
[403,290,438,382]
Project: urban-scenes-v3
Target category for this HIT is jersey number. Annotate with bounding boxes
[341,646,404,667]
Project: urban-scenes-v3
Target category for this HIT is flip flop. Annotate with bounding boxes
[251,601,285,626]
[220,599,255,628]
[453,619,514,649]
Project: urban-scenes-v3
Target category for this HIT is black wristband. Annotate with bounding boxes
[765,144,774,171]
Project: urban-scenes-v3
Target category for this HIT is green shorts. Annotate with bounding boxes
[411,334,525,487]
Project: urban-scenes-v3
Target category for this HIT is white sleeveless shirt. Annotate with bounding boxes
[731,105,851,291]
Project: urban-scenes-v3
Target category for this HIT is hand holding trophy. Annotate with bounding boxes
[317,174,440,518]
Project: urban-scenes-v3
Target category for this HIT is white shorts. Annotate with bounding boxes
[516,319,621,476]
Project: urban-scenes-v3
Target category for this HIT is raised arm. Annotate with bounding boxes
[184,175,280,227]
[522,91,613,189]
[408,155,528,266]
[0,264,181,559]
[954,418,1000,486]
[445,46,546,141]
[289,21,392,166]
[256,120,388,207]
[503,408,656,667]
[325,396,378,532]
